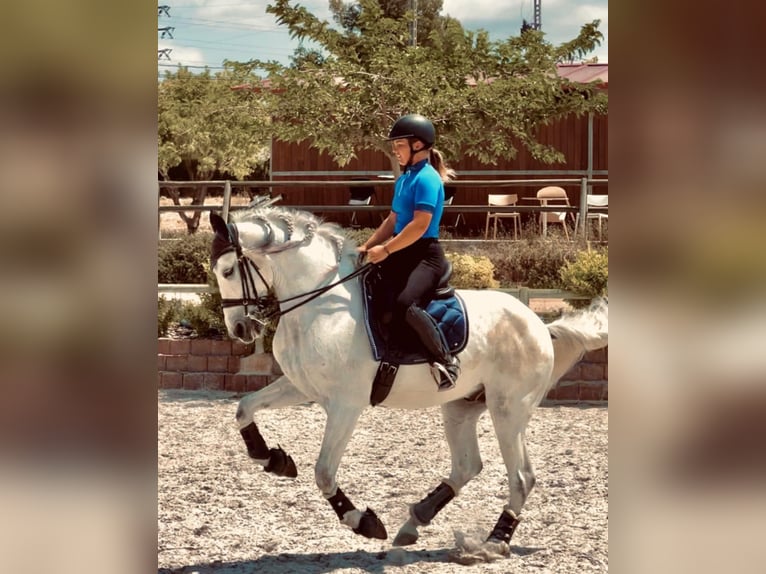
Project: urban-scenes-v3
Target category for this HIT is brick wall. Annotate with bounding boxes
[545,347,608,402]
[158,339,608,402]
[157,338,273,393]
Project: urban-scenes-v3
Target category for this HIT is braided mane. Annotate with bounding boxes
[230,206,357,262]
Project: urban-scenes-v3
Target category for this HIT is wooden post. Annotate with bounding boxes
[518,286,529,306]
[158,181,163,240]
[222,180,232,221]
[579,177,588,239]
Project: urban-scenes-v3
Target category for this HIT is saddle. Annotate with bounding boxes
[361,263,469,405]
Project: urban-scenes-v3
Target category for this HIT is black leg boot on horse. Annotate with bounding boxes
[405,304,461,391]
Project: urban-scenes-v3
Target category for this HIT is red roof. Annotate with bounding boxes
[556,62,608,87]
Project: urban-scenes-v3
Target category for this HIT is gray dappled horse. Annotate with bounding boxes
[209,207,607,556]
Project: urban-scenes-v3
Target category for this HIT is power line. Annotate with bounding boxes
[171,15,284,33]
[167,36,294,55]
[158,62,227,70]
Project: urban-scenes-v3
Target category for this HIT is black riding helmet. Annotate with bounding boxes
[386,114,435,148]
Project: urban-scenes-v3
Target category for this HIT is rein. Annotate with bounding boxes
[264,262,372,320]
[217,218,371,323]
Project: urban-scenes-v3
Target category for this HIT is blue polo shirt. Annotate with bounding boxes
[391,159,444,238]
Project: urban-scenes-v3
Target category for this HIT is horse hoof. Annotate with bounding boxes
[392,519,419,546]
[281,455,297,478]
[392,531,418,546]
[264,446,297,478]
[353,508,387,540]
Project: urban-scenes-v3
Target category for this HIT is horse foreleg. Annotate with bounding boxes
[235,375,309,477]
[393,400,487,546]
[318,404,387,540]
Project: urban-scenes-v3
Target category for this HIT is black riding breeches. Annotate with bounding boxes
[376,238,448,312]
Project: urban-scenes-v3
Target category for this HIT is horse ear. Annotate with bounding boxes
[210,212,228,236]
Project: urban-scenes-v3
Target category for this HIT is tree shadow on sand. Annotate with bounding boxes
[158,545,544,574]
[158,548,446,574]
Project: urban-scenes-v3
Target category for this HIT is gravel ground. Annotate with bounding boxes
[158,390,608,573]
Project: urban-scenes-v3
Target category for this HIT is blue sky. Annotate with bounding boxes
[158,0,608,76]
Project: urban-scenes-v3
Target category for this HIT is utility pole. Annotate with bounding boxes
[410,0,418,47]
[158,5,172,62]
[521,0,542,33]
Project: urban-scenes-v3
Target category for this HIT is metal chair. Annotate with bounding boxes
[443,186,464,229]
[348,180,376,228]
[536,186,572,239]
[484,194,521,239]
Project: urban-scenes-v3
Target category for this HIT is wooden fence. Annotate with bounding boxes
[159,176,607,305]
[158,176,608,237]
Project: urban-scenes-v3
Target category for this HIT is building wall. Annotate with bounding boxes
[270,113,607,228]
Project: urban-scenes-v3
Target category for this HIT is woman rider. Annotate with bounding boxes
[358,114,459,391]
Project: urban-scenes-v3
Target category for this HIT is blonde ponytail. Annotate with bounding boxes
[429,148,457,183]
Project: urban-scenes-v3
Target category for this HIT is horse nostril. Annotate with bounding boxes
[234,321,246,338]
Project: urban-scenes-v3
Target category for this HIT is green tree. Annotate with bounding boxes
[158,67,270,233]
[329,0,461,48]
[232,0,606,174]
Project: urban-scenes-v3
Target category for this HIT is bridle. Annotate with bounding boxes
[216,221,274,330]
[214,219,371,326]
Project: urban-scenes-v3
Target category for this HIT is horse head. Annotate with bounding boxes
[210,207,358,343]
[209,212,274,343]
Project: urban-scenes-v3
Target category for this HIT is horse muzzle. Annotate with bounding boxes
[231,316,264,343]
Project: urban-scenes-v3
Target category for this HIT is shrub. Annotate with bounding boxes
[448,235,584,288]
[344,225,461,246]
[559,247,608,307]
[158,296,181,337]
[174,300,225,338]
[158,221,608,341]
[158,232,213,283]
[445,252,499,289]
[343,227,374,248]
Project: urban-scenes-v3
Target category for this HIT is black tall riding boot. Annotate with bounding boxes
[405,305,461,391]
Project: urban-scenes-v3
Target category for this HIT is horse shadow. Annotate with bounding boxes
[158,545,544,574]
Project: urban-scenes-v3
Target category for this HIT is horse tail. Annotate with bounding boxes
[546,297,608,386]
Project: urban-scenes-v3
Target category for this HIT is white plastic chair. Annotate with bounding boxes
[484,194,521,239]
[576,194,608,241]
[536,186,572,239]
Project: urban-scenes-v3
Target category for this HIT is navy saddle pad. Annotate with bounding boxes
[360,267,469,365]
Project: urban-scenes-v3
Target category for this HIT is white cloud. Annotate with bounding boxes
[440,0,608,62]
[442,0,570,23]
[191,0,332,26]
[157,41,207,68]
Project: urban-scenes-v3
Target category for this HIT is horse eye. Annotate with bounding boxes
[222,267,235,278]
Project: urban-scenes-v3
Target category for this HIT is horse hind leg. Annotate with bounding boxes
[485,406,537,550]
[235,375,309,477]
[393,400,487,546]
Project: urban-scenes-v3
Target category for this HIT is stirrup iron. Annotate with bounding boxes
[430,358,460,392]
